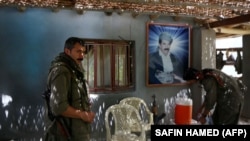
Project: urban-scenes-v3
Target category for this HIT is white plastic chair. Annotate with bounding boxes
[119,97,154,132]
[105,104,146,141]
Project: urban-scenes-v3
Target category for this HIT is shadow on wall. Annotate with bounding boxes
[0,94,44,141]
[0,93,129,141]
[0,89,191,140]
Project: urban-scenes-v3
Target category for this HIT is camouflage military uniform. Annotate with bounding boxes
[44,53,91,141]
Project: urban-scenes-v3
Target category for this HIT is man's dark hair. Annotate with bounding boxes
[64,37,85,50]
[183,68,199,80]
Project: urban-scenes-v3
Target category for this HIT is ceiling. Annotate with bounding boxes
[1,0,250,38]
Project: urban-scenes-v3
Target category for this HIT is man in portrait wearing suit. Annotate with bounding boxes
[149,32,184,84]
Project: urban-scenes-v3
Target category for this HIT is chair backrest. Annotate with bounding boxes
[119,97,154,132]
[105,104,145,141]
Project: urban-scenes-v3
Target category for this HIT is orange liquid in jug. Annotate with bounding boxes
[175,104,192,125]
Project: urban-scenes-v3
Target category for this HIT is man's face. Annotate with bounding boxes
[65,42,86,65]
[159,39,171,56]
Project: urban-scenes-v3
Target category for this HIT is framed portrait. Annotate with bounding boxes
[146,22,191,87]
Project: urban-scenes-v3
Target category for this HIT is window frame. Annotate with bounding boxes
[81,39,136,94]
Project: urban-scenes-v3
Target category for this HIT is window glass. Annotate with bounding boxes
[82,39,135,93]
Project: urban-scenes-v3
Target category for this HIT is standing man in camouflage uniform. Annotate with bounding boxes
[44,37,95,141]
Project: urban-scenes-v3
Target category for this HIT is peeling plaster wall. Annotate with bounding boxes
[201,29,216,69]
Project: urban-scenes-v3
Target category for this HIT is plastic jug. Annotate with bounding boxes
[174,98,192,125]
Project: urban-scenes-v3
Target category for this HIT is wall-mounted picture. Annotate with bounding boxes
[146,22,191,87]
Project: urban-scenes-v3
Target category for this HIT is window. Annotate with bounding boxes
[216,36,242,78]
[82,39,135,93]
[216,48,242,78]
